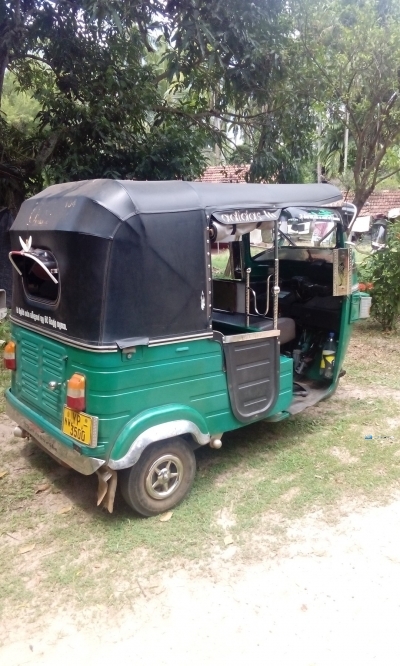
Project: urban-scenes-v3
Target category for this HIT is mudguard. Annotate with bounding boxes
[107,403,210,470]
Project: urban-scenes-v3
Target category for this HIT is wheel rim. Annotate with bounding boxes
[145,453,183,500]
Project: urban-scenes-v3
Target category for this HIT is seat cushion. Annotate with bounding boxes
[212,311,296,345]
[252,316,296,344]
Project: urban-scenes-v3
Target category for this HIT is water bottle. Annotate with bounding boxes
[320,332,337,379]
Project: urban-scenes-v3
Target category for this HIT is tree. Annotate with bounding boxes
[296,0,400,210]
[1,0,302,212]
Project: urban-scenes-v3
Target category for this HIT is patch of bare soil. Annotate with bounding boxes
[0,414,15,453]
[280,486,301,502]
[336,383,400,402]
[329,446,359,464]
[3,498,400,665]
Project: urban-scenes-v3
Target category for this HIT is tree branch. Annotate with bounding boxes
[137,19,156,53]
[151,104,271,125]
[374,166,400,186]
[18,53,54,70]
[15,0,22,24]
[0,163,24,181]
[34,131,62,173]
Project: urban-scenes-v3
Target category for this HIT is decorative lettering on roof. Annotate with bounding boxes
[215,209,280,225]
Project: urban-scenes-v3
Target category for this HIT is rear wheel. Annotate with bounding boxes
[120,438,196,517]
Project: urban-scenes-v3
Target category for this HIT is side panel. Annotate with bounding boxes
[271,355,293,414]
[10,326,243,458]
[9,324,294,464]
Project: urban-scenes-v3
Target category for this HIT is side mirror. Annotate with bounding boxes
[371,220,387,250]
[342,202,357,231]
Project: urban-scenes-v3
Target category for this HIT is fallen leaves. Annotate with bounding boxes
[159,511,173,522]
[35,483,50,494]
[57,505,72,515]
[0,470,8,479]
[224,535,234,546]
[18,544,36,555]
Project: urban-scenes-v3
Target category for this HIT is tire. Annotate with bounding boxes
[119,438,196,517]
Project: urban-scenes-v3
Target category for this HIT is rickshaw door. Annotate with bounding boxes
[222,331,279,423]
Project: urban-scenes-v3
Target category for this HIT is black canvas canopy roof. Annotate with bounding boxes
[10,180,343,348]
[17,180,343,236]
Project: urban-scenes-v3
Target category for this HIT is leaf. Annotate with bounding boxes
[57,505,72,515]
[224,535,234,546]
[0,470,8,479]
[159,511,173,522]
[19,544,36,554]
[35,483,50,493]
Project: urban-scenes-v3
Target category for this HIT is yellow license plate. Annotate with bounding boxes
[62,406,95,447]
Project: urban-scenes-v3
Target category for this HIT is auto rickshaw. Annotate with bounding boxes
[4,180,364,516]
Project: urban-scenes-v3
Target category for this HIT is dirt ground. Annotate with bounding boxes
[2,400,400,666]
[3,498,400,666]
[0,322,400,666]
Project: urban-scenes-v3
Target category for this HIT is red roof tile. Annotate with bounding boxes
[198,165,250,183]
[345,190,400,217]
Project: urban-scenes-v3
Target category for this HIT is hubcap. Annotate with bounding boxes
[145,454,183,500]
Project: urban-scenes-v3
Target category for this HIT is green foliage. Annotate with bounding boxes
[1,0,308,210]
[296,0,400,209]
[359,221,400,331]
[1,73,40,129]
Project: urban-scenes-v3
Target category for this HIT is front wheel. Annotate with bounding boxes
[119,438,196,517]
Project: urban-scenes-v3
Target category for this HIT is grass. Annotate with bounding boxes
[0,319,400,624]
[211,248,230,276]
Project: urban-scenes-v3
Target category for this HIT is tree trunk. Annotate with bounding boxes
[352,187,375,214]
[0,47,9,107]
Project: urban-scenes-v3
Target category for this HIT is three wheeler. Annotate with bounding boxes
[4,180,364,515]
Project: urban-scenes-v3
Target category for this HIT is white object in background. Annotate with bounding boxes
[359,295,372,318]
[250,229,262,244]
[352,215,371,233]
[0,290,6,320]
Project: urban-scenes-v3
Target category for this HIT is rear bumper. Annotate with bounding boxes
[5,390,105,475]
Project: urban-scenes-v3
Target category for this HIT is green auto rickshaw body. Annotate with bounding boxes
[5,180,362,514]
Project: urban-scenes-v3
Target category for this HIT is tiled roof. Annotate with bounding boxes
[199,165,400,217]
[344,190,400,217]
[198,164,250,183]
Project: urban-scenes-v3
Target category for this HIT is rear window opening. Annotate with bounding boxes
[10,248,60,303]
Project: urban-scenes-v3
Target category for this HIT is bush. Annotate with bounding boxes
[358,220,400,331]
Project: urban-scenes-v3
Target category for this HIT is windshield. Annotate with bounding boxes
[250,206,341,260]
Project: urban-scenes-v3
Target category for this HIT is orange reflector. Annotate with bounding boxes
[4,341,16,370]
[67,373,86,411]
